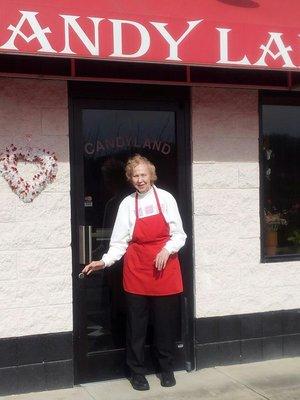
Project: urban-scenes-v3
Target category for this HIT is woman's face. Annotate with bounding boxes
[131,163,152,193]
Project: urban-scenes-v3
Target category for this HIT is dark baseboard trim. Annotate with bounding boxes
[1,310,299,394]
[0,332,73,396]
[195,309,300,369]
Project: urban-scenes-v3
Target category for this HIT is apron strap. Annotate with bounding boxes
[135,186,163,219]
[135,192,139,219]
[153,187,163,214]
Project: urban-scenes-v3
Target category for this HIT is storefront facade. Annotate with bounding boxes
[0,0,299,395]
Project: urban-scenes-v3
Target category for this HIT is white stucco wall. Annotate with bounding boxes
[0,77,72,338]
[192,87,300,318]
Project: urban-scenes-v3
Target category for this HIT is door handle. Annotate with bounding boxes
[79,225,92,265]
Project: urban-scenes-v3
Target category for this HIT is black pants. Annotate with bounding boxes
[126,292,180,375]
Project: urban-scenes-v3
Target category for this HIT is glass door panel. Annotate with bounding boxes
[76,106,184,381]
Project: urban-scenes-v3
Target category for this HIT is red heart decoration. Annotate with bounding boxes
[0,144,58,203]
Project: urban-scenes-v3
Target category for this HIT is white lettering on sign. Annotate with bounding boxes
[254,32,296,68]
[60,15,103,55]
[0,10,56,53]
[0,8,300,70]
[109,19,150,58]
[217,28,251,65]
[150,20,202,61]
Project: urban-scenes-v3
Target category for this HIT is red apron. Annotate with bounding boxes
[123,188,183,296]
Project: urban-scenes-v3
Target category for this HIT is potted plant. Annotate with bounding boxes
[287,229,300,253]
[264,210,288,256]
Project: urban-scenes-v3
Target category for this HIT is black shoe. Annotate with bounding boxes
[160,371,176,387]
[130,374,150,391]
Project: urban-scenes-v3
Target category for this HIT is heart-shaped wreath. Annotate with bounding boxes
[0,144,58,203]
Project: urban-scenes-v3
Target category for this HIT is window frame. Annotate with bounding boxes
[259,91,300,263]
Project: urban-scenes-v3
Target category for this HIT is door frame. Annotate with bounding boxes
[68,81,195,383]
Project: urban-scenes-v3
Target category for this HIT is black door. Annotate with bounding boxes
[69,83,194,383]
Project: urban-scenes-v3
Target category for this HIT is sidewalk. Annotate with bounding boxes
[2,357,300,400]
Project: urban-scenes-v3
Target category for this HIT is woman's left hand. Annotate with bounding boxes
[155,248,170,271]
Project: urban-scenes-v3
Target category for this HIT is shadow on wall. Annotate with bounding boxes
[192,87,259,163]
[0,77,69,160]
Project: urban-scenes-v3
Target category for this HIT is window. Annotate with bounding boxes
[261,93,300,261]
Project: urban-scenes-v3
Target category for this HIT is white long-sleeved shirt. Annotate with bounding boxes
[101,186,187,267]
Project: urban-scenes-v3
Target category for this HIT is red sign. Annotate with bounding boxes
[1,0,300,70]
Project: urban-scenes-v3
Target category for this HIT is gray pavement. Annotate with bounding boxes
[2,357,300,400]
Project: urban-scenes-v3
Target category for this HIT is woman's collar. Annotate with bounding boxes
[137,185,154,198]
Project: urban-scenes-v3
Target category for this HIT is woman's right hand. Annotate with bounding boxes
[81,260,105,276]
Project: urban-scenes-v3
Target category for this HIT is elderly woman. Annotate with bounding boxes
[82,154,186,391]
